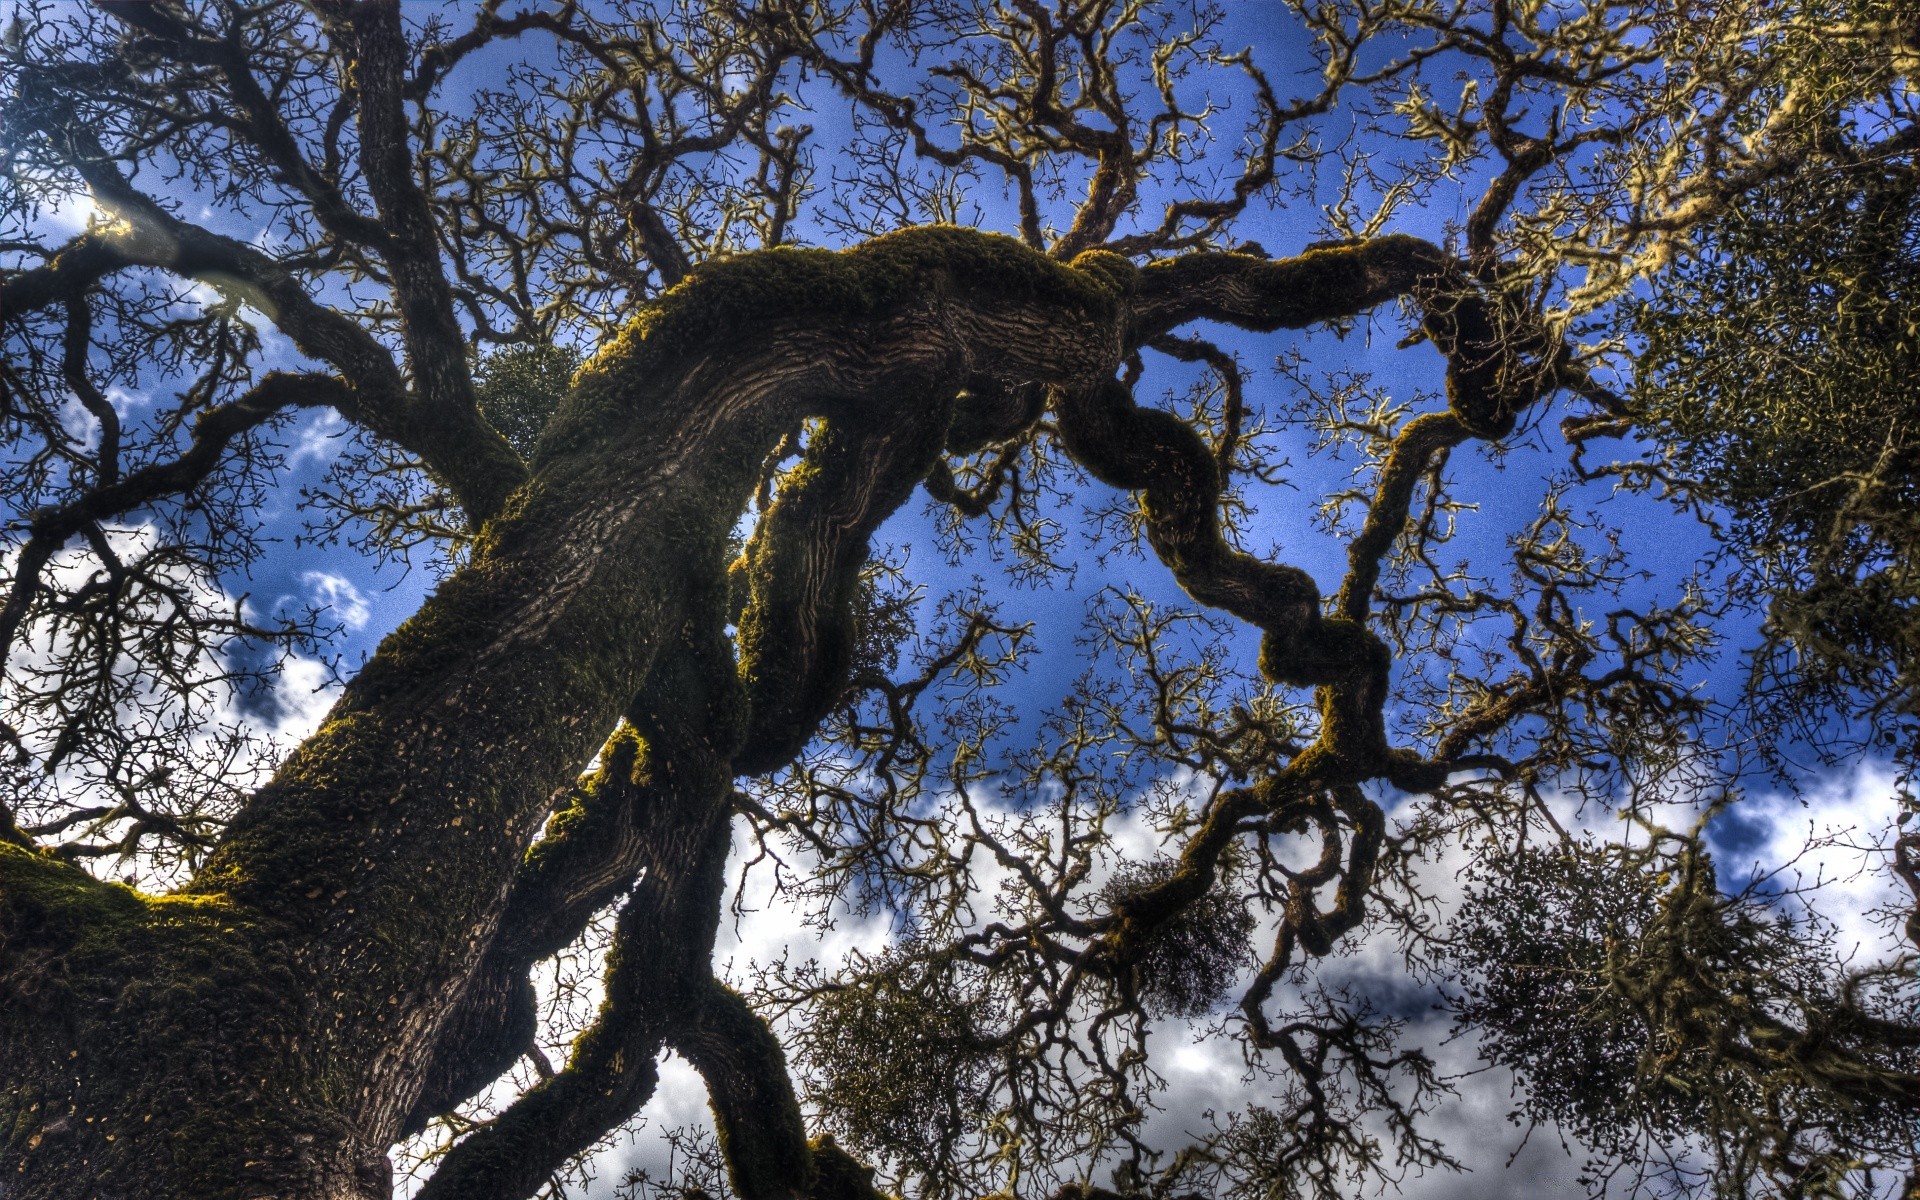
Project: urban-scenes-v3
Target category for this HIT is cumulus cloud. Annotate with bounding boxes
[2,522,351,888]
[259,650,342,743]
[303,569,372,632]
[1716,764,1913,961]
[28,188,106,238]
[288,408,351,470]
[576,753,1914,1200]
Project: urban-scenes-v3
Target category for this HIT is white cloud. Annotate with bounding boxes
[573,754,1915,1200]
[303,569,372,632]
[31,189,107,239]
[104,385,148,419]
[56,395,101,450]
[2,523,349,890]
[261,650,342,744]
[1729,764,1912,962]
[289,409,350,469]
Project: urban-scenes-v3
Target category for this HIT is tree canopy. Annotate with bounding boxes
[1,3,1917,1200]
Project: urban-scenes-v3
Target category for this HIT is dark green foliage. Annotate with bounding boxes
[1632,155,1920,730]
[799,951,996,1183]
[474,344,584,459]
[1452,839,1698,1152]
[1450,835,1920,1195]
[1100,855,1255,1019]
[849,564,919,685]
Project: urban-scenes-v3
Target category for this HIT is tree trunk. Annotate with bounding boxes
[0,229,1129,1198]
[1,227,1441,1198]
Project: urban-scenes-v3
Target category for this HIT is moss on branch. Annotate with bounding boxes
[1130,234,1448,339]
[733,403,954,774]
[541,226,1122,466]
[4,220,1536,1195]
[672,980,814,1200]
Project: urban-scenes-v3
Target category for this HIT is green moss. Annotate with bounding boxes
[684,981,812,1200]
[518,726,646,883]
[538,226,1121,466]
[1068,247,1139,295]
[187,708,398,906]
[340,546,541,708]
[0,845,321,1196]
[1257,617,1384,691]
[0,843,145,942]
[810,1134,886,1200]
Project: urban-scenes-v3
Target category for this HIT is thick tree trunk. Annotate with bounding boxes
[0,229,1129,1198]
[0,228,1447,1198]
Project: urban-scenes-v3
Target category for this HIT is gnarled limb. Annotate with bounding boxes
[307,0,518,522]
[670,979,815,1200]
[6,82,526,522]
[1045,236,1570,1031]
[0,229,148,321]
[411,803,732,1200]
[407,598,745,1134]
[1129,235,1451,340]
[734,397,955,775]
[1331,412,1471,623]
[670,975,892,1200]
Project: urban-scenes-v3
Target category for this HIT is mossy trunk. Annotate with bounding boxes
[0,229,1128,1199]
[0,355,774,1198]
[0,227,1438,1198]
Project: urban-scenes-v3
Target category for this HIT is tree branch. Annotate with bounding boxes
[0,371,347,669]
[1,230,144,321]
[311,0,525,523]
[734,395,955,775]
[1129,235,1451,340]
[413,793,733,1200]
[92,0,391,246]
[669,978,816,1200]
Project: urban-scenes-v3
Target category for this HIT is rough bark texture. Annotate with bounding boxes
[0,227,1476,1198]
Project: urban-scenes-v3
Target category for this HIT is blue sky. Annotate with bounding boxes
[7,2,1912,1196]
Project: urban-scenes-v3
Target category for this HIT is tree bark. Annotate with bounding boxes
[0,227,1447,1198]
[0,229,1119,1197]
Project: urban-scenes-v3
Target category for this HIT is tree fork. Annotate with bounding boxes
[1,227,1481,1197]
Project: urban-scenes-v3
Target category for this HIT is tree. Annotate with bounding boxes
[1,3,1916,1199]
[1628,120,1920,972]
[1631,127,1920,766]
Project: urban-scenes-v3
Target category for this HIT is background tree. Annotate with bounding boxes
[1630,123,1920,898]
[1,3,1916,1200]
